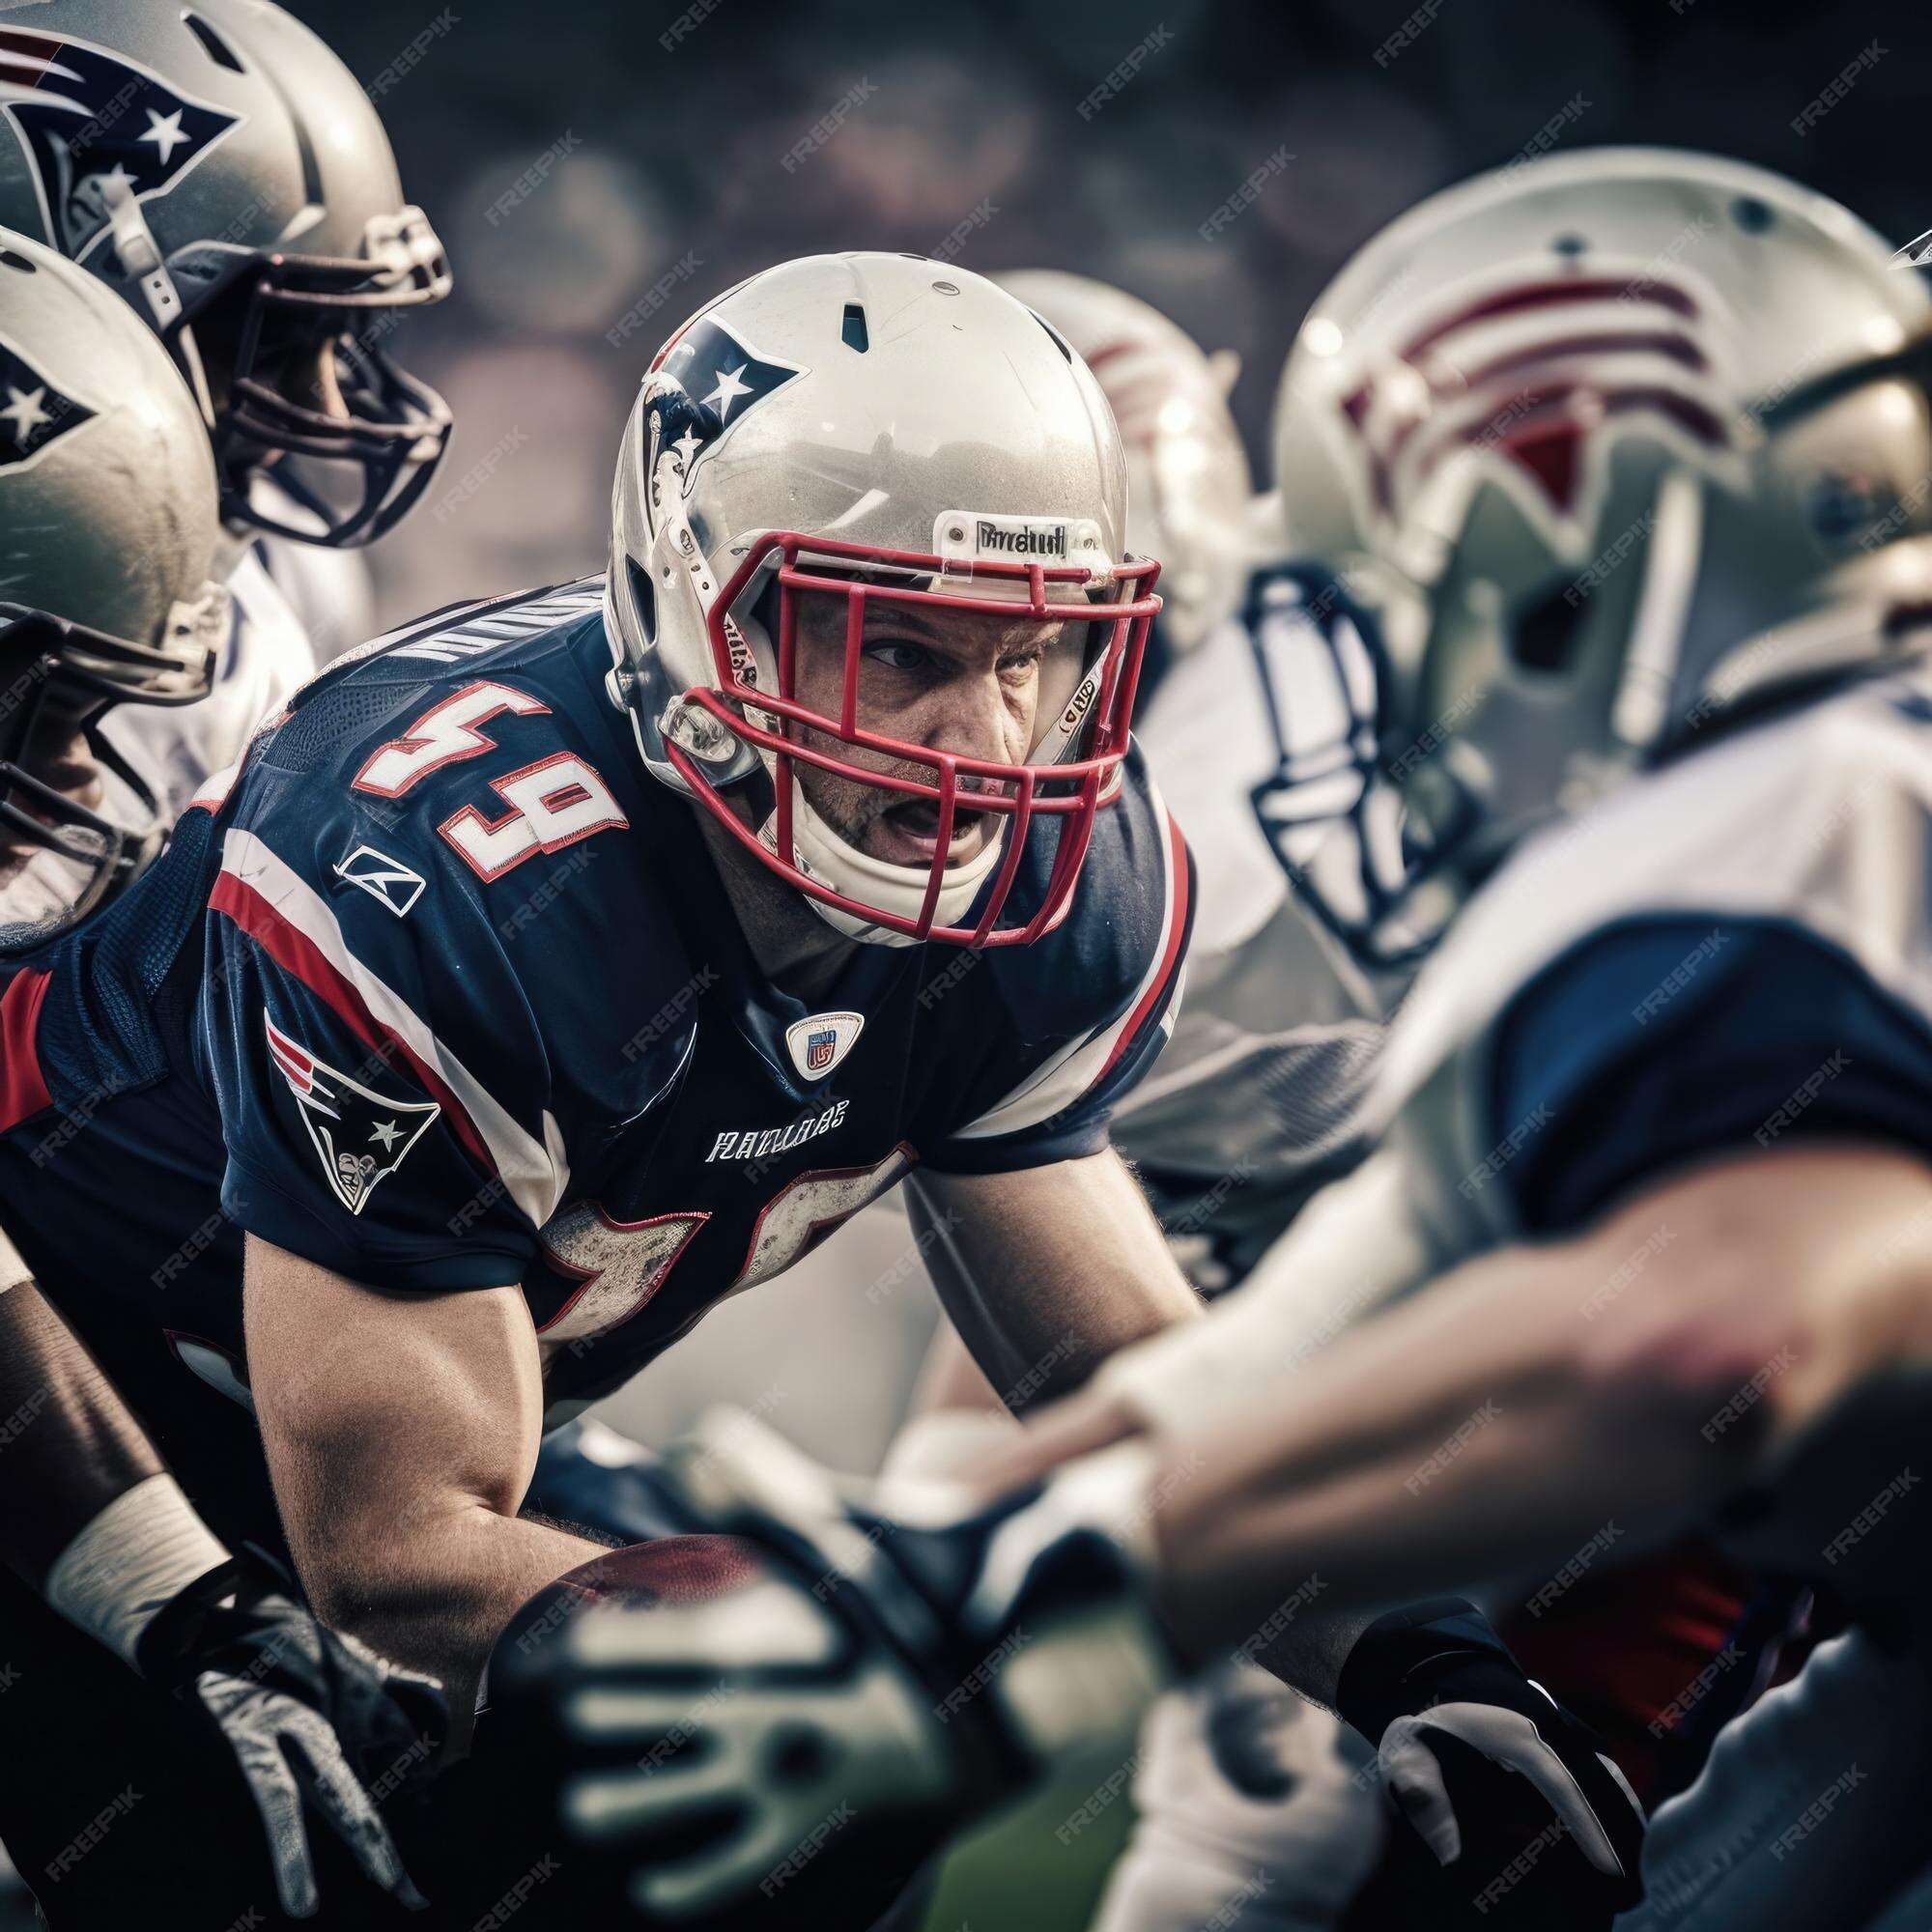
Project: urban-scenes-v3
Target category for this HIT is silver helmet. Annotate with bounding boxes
[993,270,1252,671]
[607,253,1161,949]
[0,0,453,547]
[0,228,224,948]
[1262,147,1932,967]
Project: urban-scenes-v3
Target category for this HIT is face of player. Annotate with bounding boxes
[787,592,1081,869]
[0,681,102,868]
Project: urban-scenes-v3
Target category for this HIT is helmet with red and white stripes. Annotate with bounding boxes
[993,271,1251,669]
[1262,147,1932,966]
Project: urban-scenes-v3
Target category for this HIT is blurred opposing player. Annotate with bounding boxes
[526,152,1932,1928]
[0,234,442,1931]
[0,0,451,934]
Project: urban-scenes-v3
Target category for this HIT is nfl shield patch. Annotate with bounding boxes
[784,1010,865,1083]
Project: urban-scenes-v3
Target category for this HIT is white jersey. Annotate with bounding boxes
[1113,577,1395,1291]
[1103,662,1932,1435]
[0,539,333,939]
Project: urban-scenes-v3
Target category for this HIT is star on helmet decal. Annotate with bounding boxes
[0,335,94,470]
[0,29,242,262]
[642,315,807,493]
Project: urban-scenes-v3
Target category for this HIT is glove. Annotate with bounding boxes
[1337,1599,1646,1923]
[136,1555,446,1918]
[483,1410,1173,1924]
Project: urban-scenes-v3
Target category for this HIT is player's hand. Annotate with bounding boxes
[485,1410,1172,1923]
[1339,1600,1645,1924]
[136,1555,445,1918]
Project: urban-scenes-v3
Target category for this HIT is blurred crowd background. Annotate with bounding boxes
[290,0,1932,632]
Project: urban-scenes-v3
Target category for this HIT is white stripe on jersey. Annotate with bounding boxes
[385,581,607,662]
[951,770,1182,1143]
[218,827,570,1231]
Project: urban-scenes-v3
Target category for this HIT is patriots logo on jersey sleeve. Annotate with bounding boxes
[0,334,93,469]
[643,315,805,494]
[264,1015,440,1216]
[0,29,242,262]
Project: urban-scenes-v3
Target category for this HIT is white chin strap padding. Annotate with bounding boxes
[765,780,1008,948]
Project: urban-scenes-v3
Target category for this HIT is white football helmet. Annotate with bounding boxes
[1261,147,1932,966]
[0,229,224,946]
[994,270,1252,669]
[606,253,1161,949]
[0,0,453,547]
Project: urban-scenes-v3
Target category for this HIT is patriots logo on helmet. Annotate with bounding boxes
[0,333,93,470]
[263,1015,440,1216]
[1334,265,1746,563]
[643,314,806,495]
[0,28,242,263]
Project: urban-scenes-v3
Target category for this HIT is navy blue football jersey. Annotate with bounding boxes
[0,579,1189,1546]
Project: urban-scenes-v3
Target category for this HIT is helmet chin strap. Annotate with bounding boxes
[762,780,1007,949]
[99,174,214,426]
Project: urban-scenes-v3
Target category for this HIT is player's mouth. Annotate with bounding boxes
[871,795,1000,867]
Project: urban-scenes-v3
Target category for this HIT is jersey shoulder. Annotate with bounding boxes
[205,577,697,1122]
[987,740,1190,1052]
[1381,668,1932,1235]
[935,745,1191,1162]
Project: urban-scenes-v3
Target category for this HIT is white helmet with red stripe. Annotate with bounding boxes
[1262,147,1932,966]
[993,271,1252,668]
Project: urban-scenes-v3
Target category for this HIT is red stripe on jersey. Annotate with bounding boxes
[208,872,493,1171]
[1097,810,1190,1084]
[0,967,52,1133]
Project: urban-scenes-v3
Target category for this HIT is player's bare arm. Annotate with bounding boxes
[0,1264,162,1587]
[908,1152,1200,1407]
[1029,1145,1932,1661]
[243,1234,605,1733]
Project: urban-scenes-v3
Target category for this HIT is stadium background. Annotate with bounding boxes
[3,3,1918,1925]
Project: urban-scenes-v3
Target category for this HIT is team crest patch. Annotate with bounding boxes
[0,332,94,470]
[264,1015,440,1215]
[642,314,805,494]
[0,30,243,265]
[783,1009,864,1082]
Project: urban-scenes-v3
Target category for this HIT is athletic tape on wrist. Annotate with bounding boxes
[44,1473,232,1669]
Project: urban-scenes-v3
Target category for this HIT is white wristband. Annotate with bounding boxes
[44,1473,232,1669]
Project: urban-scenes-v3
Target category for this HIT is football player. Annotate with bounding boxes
[0,0,452,940]
[510,152,1932,1927]
[0,232,442,1930]
[880,270,1399,1932]
[0,253,1200,1909]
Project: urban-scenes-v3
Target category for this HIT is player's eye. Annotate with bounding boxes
[864,639,933,673]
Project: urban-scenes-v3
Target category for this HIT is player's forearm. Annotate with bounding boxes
[911,1152,1201,1408]
[1150,1147,1932,1645]
[297,1492,603,1729]
[0,1268,165,1587]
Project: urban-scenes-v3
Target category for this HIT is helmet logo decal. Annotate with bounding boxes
[0,30,242,264]
[0,330,94,470]
[1336,271,1743,562]
[642,314,805,494]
